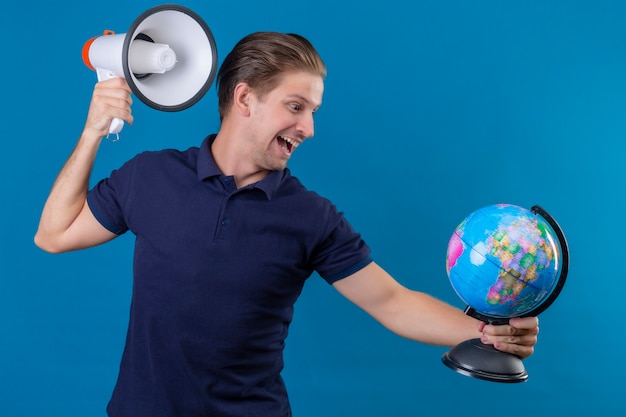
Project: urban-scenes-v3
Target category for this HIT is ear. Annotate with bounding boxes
[233,82,253,116]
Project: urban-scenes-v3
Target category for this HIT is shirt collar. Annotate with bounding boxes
[197,134,222,180]
[196,134,286,200]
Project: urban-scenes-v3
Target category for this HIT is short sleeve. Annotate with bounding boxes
[311,209,372,284]
[86,159,137,235]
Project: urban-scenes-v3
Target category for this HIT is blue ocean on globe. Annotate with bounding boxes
[446,204,563,318]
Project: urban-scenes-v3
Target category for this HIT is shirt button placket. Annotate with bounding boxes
[215,176,235,242]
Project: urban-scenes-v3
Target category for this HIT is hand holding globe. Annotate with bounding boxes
[442,204,569,383]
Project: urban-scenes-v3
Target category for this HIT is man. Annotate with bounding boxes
[35,32,538,417]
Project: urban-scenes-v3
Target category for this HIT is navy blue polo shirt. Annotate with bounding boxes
[87,135,372,417]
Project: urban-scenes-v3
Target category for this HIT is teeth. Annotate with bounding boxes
[280,136,299,149]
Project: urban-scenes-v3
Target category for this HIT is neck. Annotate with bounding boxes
[211,131,271,189]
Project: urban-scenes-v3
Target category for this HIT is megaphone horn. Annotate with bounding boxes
[82,4,218,136]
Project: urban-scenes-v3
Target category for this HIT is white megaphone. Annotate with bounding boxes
[82,4,218,136]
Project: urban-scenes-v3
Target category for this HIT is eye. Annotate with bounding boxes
[289,103,302,112]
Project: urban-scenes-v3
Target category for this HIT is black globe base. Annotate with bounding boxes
[442,338,528,383]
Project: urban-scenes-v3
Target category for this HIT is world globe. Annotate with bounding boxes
[446,203,565,321]
[442,203,568,383]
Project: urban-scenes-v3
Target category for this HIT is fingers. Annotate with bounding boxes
[480,317,539,359]
[509,316,539,330]
[84,78,134,137]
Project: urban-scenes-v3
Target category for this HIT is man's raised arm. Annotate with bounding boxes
[34,78,133,253]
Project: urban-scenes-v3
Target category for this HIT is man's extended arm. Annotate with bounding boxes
[333,262,538,358]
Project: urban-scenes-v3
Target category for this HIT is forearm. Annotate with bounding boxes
[334,263,481,347]
[34,132,102,252]
[376,289,480,347]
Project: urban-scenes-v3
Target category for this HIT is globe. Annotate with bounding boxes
[446,203,564,320]
[442,204,568,383]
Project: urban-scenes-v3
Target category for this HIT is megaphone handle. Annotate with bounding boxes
[95,68,125,136]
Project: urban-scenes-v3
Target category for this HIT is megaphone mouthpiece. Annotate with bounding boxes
[82,36,99,71]
[82,30,117,71]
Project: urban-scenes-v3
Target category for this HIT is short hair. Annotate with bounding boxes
[216,32,327,121]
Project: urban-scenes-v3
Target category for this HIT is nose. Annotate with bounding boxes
[296,112,315,139]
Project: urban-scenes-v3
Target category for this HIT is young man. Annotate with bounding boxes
[35,32,539,417]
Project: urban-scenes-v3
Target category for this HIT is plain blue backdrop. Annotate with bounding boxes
[1,0,625,415]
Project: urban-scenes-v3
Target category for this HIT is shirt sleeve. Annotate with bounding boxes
[311,207,373,284]
[86,158,137,235]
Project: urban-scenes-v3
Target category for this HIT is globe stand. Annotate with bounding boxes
[442,338,528,383]
[442,205,569,383]
[442,306,528,382]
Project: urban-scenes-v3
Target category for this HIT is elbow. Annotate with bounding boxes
[33,231,65,254]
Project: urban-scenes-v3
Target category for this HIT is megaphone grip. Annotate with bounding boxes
[95,68,126,136]
[108,118,124,135]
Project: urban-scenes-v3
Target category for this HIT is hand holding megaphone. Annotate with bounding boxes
[81,4,218,138]
[84,77,134,141]
[94,69,126,136]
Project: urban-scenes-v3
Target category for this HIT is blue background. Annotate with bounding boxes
[1,0,624,415]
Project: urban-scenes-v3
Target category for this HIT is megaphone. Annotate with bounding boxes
[82,4,218,136]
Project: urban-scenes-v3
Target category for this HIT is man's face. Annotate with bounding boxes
[246,71,324,172]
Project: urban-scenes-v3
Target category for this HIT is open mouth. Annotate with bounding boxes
[277,135,299,154]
